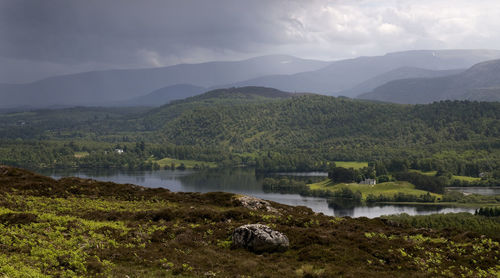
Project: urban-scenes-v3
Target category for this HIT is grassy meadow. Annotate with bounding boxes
[410,170,481,182]
[154,157,217,169]
[333,161,368,170]
[308,179,442,200]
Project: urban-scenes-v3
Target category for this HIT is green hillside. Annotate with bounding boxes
[0,87,499,174]
[151,91,500,173]
[160,94,500,148]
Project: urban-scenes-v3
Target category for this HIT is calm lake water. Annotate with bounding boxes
[40,168,478,218]
[446,187,500,196]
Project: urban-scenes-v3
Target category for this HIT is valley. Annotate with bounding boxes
[1,87,498,214]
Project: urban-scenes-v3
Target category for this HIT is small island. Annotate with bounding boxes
[263,161,500,209]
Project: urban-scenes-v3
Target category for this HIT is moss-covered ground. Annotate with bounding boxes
[0,166,498,277]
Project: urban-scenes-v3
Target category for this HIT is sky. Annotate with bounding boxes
[1,0,500,83]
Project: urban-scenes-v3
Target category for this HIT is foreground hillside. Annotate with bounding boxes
[0,165,499,277]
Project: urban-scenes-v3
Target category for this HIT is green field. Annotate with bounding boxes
[73,151,89,158]
[333,161,368,169]
[410,170,481,182]
[308,179,442,200]
[409,170,437,176]
[154,157,217,169]
[452,175,481,182]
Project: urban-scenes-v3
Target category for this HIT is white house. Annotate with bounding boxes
[359,179,376,185]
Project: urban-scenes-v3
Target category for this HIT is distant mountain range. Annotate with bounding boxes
[339,67,464,97]
[117,84,206,107]
[461,88,500,102]
[117,85,295,107]
[187,86,294,101]
[0,55,327,108]
[358,59,500,103]
[1,49,500,108]
[225,49,500,96]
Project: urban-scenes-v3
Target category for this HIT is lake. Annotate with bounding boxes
[446,187,500,196]
[40,168,478,218]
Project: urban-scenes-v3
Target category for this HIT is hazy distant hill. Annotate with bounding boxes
[117,84,206,107]
[359,59,500,104]
[339,67,464,96]
[3,50,500,109]
[461,88,500,102]
[0,55,327,108]
[225,50,500,96]
[189,86,294,101]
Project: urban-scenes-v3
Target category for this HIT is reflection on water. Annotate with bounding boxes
[40,168,477,218]
[330,204,475,218]
[447,187,500,196]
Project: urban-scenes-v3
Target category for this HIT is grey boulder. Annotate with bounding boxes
[237,195,278,213]
[232,224,289,253]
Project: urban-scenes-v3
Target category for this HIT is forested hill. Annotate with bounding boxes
[0,86,499,172]
[155,93,500,148]
[140,86,297,129]
[141,92,500,171]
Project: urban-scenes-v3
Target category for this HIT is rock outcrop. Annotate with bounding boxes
[232,224,289,253]
[236,195,278,213]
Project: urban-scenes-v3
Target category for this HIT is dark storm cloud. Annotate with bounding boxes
[0,0,288,66]
[1,0,500,83]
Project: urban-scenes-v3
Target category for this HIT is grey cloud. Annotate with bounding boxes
[0,0,286,65]
[1,0,500,83]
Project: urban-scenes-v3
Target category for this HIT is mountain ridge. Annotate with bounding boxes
[116,84,206,107]
[359,58,500,103]
[341,67,464,96]
[2,49,500,108]
[222,49,500,96]
[0,55,328,108]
